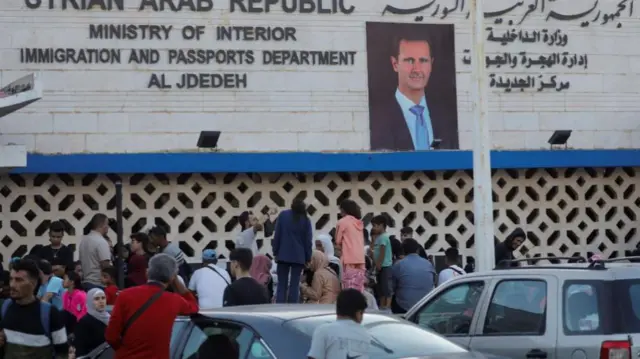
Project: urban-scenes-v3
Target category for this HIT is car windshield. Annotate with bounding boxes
[285,313,467,358]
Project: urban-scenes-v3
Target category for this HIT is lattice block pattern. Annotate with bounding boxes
[0,169,638,265]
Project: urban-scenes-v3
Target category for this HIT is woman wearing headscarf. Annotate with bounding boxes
[315,234,342,278]
[301,250,341,304]
[73,288,110,357]
[250,254,274,300]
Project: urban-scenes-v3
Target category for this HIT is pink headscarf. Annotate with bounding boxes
[250,255,272,285]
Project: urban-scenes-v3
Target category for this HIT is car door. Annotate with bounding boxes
[171,316,275,359]
[469,275,558,359]
[405,279,491,348]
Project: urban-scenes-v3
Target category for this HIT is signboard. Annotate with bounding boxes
[0,74,43,118]
[3,0,638,152]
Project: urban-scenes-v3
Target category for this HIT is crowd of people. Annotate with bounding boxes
[0,198,535,359]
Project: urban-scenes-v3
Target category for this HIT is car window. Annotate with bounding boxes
[285,313,466,358]
[483,279,546,335]
[612,279,640,333]
[180,320,254,359]
[247,338,275,359]
[415,281,485,335]
[171,320,189,349]
[563,283,601,334]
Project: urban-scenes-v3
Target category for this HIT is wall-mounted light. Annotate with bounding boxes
[197,131,221,149]
[548,130,571,150]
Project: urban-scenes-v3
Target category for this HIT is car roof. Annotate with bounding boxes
[461,262,640,280]
[199,304,337,321]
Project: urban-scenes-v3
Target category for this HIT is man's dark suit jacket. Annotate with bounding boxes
[370,95,459,151]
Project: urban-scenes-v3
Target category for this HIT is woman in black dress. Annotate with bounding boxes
[73,288,110,357]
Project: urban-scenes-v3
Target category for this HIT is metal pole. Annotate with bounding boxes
[115,181,125,289]
[470,0,496,272]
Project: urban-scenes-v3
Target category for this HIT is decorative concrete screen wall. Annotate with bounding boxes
[1,167,637,263]
[1,0,639,153]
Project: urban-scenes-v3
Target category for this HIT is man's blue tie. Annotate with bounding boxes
[410,105,429,150]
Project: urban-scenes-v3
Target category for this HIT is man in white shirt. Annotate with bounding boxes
[438,247,466,286]
[188,249,230,309]
[235,211,263,255]
[308,289,372,359]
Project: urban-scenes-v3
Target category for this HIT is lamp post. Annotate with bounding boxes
[469,0,496,272]
[115,181,124,289]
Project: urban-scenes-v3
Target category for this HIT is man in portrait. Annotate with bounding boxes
[369,32,458,151]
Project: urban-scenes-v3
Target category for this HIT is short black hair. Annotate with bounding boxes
[445,247,459,262]
[65,270,83,289]
[12,259,40,281]
[229,248,253,271]
[49,221,65,233]
[89,213,108,231]
[336,289,367,319]
[238,211,251,230]
[371,215,388,228]
[402,238,421,255]
[101,266,117,280]
[148,226,167,238]
[391,33,433,58]
[400,227,413,236]
[130,232,149,243]
[37,259,53,275]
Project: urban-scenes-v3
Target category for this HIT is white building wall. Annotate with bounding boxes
[1,0,640,153]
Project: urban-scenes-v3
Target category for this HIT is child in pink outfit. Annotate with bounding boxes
[63,271,87,321]
[335,199,366,292]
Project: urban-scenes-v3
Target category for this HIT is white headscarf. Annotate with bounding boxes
[316,234,340,266]
[316,234,334,257]
[86,288,111,325]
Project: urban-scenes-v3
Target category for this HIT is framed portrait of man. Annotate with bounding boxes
[366,22,460,151]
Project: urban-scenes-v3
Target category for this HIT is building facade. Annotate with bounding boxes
[0,0,639,264]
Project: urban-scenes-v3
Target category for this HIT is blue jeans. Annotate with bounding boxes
[276,262,304,304]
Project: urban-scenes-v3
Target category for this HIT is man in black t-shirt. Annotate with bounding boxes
[36,221,74,272]
[223,248,270,307]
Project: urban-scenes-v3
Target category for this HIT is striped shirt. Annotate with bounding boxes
[161,242,185,264]
[0,299,68,359]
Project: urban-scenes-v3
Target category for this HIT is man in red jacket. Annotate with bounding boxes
[105,253,198,359]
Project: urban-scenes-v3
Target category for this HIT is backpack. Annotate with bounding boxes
[1,299,55,357]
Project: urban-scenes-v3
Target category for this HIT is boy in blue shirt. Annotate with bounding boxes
[37,259,65,310]
[371,215,393,311]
